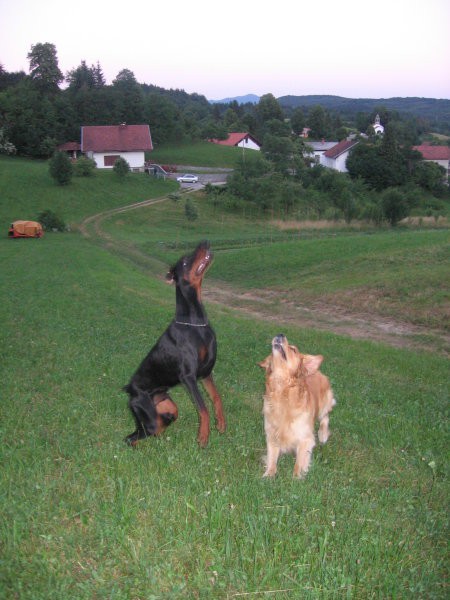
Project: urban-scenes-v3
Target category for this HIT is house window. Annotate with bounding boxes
[104,155,120,167]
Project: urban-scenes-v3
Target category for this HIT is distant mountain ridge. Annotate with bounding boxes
[209,93,450,128]
[210,94,260,104]
[277,94,450,117]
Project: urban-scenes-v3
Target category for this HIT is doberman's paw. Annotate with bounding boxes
[216,418,226,433]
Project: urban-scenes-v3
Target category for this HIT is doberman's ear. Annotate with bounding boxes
[166,267,176,284]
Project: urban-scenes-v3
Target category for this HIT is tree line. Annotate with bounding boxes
[2,42,447,158]
[1,42,448,227]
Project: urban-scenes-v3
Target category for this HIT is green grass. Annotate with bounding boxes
[0,155,178,228]
[149,141,242,168]
[98,195,450,331]
[1,158,449,598]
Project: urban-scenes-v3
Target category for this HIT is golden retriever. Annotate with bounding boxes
[258,334,336,478]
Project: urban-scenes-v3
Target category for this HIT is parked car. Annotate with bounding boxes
[8,220,43,238]
[176,174,199,183]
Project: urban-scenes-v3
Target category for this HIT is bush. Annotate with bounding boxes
[184,198,198,221]
[36,209,66,232]
[381,188,410,226]
[113,157,130,178]
[74,156,97,177]
[49,151,73,185]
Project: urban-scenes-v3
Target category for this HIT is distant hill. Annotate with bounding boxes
[210,94,260,105]
[277,94,450,122]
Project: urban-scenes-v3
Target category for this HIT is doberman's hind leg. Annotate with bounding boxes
[183,376,211,447]
[202,374,226,433]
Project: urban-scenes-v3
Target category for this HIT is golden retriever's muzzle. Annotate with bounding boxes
[272,333,287,360]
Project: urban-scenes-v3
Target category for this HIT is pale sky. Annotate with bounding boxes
[1,0,449,100]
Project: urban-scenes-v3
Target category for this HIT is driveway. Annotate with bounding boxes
[168,166,232,188]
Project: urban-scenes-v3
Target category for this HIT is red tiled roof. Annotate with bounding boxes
[81,124,153,152]
[412,145,450,160]
[324,139,358,159]
[210,132,260,147]
[57,142,81,151]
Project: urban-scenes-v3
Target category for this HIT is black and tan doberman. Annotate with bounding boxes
[124,241,226,447]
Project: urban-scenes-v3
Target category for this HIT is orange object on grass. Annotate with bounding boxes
[8,220,43,238]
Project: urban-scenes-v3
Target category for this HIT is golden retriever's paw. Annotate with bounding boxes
[292,467,307,479]
[263,468,277,478]
[318,429,330,444]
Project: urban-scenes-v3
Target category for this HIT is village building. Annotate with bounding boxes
[57,141,81,160]
[372,114,384,135]
[306,140,339,166]
[321,139,359,172]
[412,144,450,181]
[210,132,261,151]
[81,124,153,170]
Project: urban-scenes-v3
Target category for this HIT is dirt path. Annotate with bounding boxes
[79,198,449,356]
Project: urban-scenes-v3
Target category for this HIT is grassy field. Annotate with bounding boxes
[0,156,178,228]
[149,141,241,169]
[98,193,450,333]
[1,157,449,598]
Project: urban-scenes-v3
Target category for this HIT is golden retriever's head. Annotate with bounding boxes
[259,334,323,382]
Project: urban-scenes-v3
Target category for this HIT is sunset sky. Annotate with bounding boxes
[1,0,449,100]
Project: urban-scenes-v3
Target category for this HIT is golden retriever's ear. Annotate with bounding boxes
[302,354,323,375]
[258,356,272,371]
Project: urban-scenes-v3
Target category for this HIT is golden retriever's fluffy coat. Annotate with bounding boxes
[259,334,336,478]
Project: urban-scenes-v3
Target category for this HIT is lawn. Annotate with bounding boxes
[149,141,241,169]
[1,158,448,598]
[0,155,178,228]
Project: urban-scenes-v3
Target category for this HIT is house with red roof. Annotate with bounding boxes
[57,141,81,160]
[412,144,450,181]
[81,124,153,170]
[210,132,261,151]
[306,140,339,165]
[321,139,359,172]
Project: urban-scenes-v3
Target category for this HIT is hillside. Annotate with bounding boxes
[278,94,450,122]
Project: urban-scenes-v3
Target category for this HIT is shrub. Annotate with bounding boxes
[74,156,97,177]
[36,209,66,232]
[49,151,73,185]
[184,198,198,221]
[381,188,410,226]
[113,157,130,178]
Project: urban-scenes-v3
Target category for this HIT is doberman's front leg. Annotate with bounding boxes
[202,374,226,433]
[182,376,210,447]
[126,390,158,446]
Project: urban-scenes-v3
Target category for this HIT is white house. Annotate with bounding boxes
[306,140,339,165]
[81,124,153,169]
[321,139,359,172]
[412,144,450,181]
[210,132,261,151]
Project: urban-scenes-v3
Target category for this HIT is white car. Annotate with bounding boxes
[176,173,199,183]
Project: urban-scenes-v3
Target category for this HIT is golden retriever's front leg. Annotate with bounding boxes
[263,443,280,477]
[318,414,330,444]
[293,436,315,478]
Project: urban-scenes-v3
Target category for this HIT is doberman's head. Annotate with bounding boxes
[166,241,213,301]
